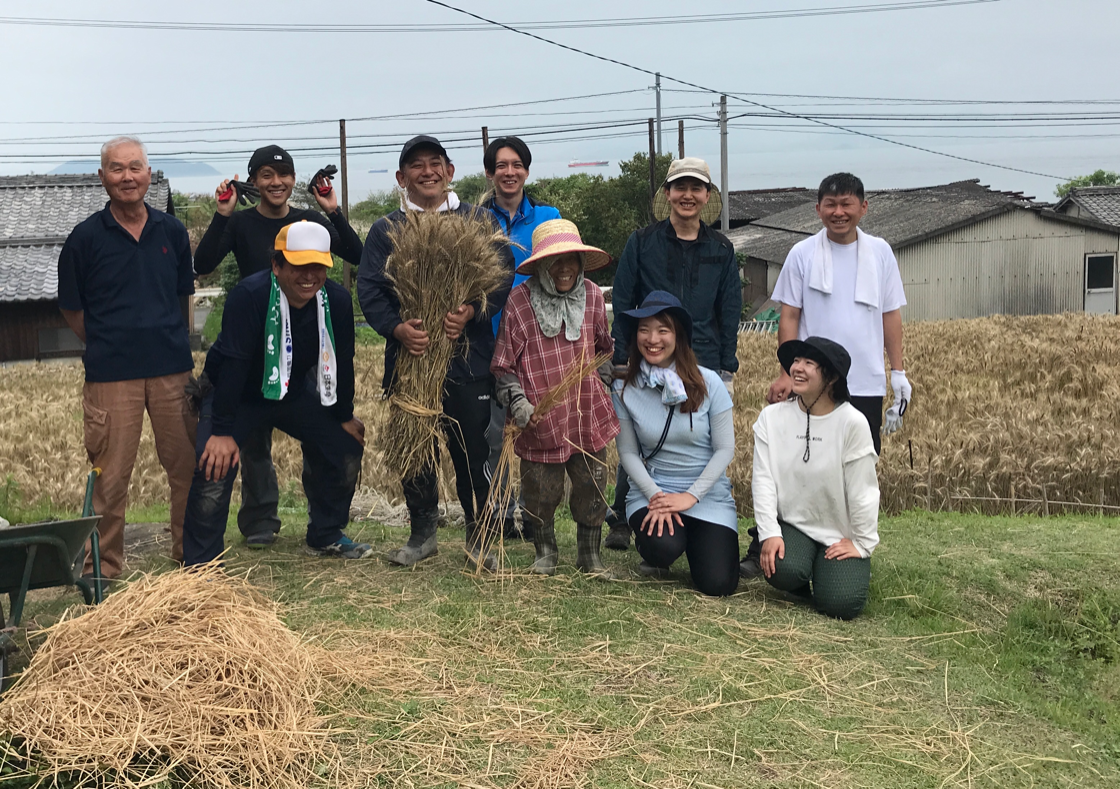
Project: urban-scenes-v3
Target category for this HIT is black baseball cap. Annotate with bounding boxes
[248,145,295,179]
[398,135,448,170]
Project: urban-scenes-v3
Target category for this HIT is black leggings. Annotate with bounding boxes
[630,508,740,597]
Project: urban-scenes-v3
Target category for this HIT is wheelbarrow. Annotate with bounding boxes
[0,469,104,691]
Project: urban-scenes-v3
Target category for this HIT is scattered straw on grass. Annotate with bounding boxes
[0,566,340,789]
[379,208,510,482]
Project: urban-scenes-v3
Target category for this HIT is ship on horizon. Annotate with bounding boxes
[568,159,609,168]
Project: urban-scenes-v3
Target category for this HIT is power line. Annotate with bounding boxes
[0,3,1000,34]
[664,88,1120,107]
[421,0,1070,181]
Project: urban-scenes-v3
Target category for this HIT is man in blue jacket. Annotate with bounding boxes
[480,136,561,541]
[357,135,514,570]
[607,157,742,551]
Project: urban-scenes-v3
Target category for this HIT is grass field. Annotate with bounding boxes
[6,506,1120,788]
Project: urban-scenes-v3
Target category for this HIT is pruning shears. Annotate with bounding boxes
[217,180,260,206]
[307,164,339,197]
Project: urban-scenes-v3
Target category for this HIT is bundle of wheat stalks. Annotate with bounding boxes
[478,351,613,558]
[380,208,509,481]
[0,567,338,789]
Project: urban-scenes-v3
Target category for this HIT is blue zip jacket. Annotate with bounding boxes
[483,193,561,336]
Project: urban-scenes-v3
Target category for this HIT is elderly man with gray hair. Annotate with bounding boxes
[57,136,198,581]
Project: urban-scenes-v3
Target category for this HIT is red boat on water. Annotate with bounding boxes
[568,160,609,168]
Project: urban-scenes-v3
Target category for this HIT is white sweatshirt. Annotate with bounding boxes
[751,399,880,558]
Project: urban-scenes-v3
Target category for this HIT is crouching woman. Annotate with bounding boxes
[753,337,879,619]
[612,292,739,597]
[490,219,620,578]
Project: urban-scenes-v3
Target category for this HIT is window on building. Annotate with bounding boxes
[1086,254,1116,291]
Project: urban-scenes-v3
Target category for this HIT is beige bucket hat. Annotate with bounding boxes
[652,157,724,225]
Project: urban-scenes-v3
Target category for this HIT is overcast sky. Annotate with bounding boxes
[1,0,1116,202]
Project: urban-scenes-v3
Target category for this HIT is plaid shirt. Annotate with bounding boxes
[491,281,620,463]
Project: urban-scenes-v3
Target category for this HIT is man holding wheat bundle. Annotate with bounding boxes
[357,135,515,570]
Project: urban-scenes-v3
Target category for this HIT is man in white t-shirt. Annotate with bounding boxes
[741,172,911,579]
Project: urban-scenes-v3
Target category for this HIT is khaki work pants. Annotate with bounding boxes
[82,372,196,578]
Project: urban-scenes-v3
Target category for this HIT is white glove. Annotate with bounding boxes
[883,370,911,436]
[509,397,535,429]
[719,370,735,399]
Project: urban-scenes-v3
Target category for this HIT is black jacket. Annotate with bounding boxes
[356,203,514,390]
[610,219,742,373]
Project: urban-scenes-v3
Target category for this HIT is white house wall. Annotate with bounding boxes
[897,210,1120,321]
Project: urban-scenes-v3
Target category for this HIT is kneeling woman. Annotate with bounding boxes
[491,219,620,578]
[612,292,739,597]
[753,337,880,620]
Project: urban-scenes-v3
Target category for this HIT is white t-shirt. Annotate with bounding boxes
[772,231,906,396]
[752,399,880,558]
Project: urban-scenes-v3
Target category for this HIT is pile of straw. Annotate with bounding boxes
[0,567,337,789]
[380,208,509,481]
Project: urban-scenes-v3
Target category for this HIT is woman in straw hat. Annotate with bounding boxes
[753,337,880,620]
[612,292,739,597]
[491,219,620,578]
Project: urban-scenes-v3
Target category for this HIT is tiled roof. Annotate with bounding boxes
[0,243,62,303]
[1055,186,1120,227]
[726,187,816,223]
[0,172,171,302]
[727,179,1038,263]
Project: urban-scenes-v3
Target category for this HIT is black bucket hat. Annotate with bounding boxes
[620,290,693,344]
[778,336,851,387]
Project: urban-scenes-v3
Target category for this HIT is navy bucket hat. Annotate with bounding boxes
[620,290,693,344]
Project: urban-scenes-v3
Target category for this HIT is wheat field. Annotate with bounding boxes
[2,313,1119,517]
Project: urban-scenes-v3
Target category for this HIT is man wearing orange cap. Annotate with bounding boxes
[183,221,369,564]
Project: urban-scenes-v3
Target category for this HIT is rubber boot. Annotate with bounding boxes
[465,520,497,573]
[385,507,439,566]
[575,522,616,580]
[528,514,558,576]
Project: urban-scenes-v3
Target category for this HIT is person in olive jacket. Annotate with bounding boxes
[606,157,742,551]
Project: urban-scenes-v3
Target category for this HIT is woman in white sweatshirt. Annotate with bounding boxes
[752,336,879,619]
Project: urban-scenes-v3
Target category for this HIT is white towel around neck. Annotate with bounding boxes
[807,226,880,310]
[402,190,461,213]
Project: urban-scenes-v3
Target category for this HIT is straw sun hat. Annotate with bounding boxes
[515,218,612,276]
[651,157,724,225]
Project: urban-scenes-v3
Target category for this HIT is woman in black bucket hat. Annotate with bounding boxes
[751,336,880,619]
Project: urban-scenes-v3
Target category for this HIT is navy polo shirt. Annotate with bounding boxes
[57,202,195,382]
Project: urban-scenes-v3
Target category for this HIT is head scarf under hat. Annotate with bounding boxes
[525,220,605,341]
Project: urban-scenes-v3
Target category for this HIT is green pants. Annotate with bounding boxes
[766,521,870,620]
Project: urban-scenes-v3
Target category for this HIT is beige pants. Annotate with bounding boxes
[82,372,196,578]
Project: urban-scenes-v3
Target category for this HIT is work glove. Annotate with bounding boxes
[509,397,535,430]
[719,370,735,399]
[217,180,260,206]
[597,359,615,388]
[883,370,911,436]
[307,164,339,196]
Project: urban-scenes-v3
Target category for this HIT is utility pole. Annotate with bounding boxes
[678,120,685,158]
[655,72,663,155]
[719,95,729,232]
[648,118,657,221]
[481,125,489,151]
[339,118,350,289]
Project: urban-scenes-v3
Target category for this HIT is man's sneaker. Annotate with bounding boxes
[739,556,764,580]
[246,530,278,549]
[304,535,373,559]
[603,521,631,551]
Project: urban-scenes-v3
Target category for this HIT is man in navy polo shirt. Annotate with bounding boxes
[58,136,197,580]
[480,136,560,541]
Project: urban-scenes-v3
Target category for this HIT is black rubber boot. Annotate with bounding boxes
[603,520,631,551]
[386,508,439,566]
[465,519,497,573]
[576,523,616,580]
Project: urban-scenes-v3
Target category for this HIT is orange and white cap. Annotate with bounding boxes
[274,220,333,267]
